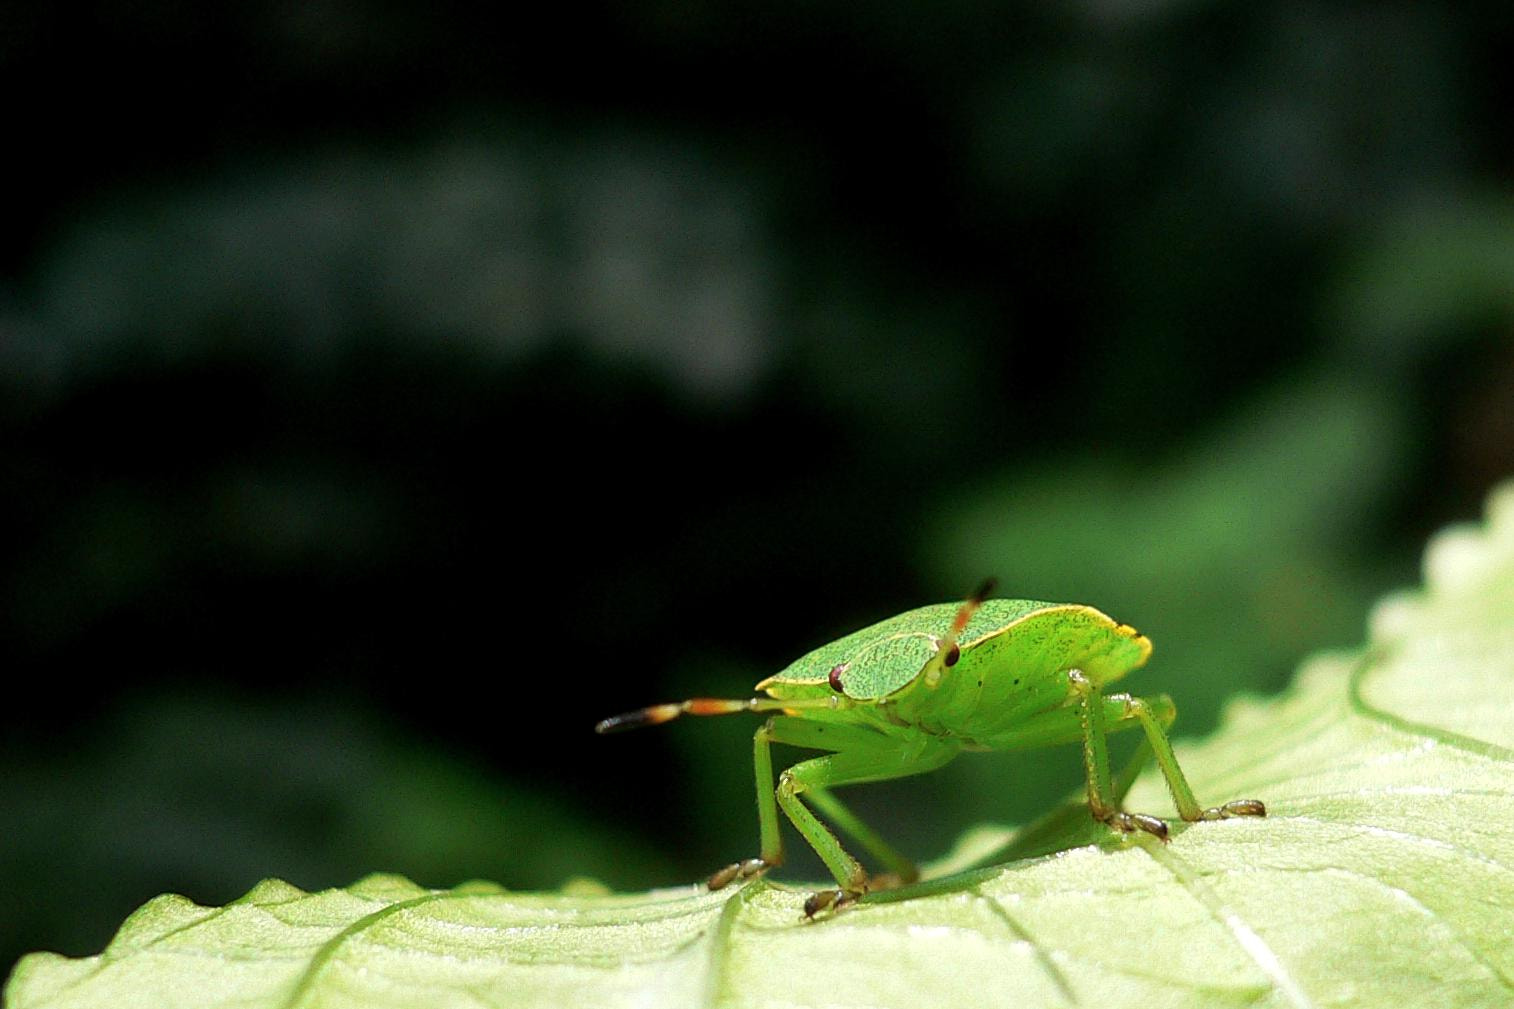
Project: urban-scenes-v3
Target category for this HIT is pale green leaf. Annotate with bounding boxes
[10,483,1514,1009]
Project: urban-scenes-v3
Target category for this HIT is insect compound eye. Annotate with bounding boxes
[943,644,961,667]
[828,663,848,692]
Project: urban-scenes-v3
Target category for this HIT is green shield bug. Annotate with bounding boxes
[596,581,1265,917]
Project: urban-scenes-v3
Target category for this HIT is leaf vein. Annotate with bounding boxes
[1348,649,1514,762]
[973,888,1079,1006]
[699,880,750,1009]
[1266,813,1514,877]
[1141,841,1316,1009]
[278,890,457,1009]
[1233,865,1514,994]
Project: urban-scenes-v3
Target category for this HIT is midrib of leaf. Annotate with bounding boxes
[697,878,747,1008]
[1139,841,1314,1009]
[971,888,1078,1005]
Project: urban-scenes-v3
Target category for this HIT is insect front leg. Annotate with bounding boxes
[707,716,908,893]
[706,719,785,891]
[707,716,956,916]
[779,741,958,917]
[721,718,955,918]
[803,785,919,887]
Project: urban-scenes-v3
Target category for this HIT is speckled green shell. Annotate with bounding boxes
[756,598,1151,703]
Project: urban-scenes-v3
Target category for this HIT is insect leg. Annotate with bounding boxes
[759,717,920,883]
[775,736,957,917]
[804,787,919,885]
[707,718,785,891]
[1068,670,1171,840]
[1125,694,1267,823]
[708,717,904,892]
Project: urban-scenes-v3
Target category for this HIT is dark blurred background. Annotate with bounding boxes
[5,0,1514,974]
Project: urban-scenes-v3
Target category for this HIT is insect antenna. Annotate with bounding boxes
[594,695,844,734]
[922,577,997,688]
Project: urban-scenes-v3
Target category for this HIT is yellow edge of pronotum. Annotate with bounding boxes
[753,604,1152,691]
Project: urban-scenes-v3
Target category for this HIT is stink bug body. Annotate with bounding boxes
[596,582,1265,917]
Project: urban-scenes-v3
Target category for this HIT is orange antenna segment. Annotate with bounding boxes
[924,577,998,688]
[594,695,843,734]
[949,577,998,637]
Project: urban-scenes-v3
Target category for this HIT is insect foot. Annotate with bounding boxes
[1194,798,1267,820]
[802,888,861,919]
[1102,810,1170,842]
[707,858,772,891]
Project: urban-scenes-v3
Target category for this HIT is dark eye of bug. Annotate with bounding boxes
[943,644,961,667]
[828,663,848,692]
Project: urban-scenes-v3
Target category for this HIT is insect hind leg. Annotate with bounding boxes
[1124,693,1267,823]
[1069,670,1265,840]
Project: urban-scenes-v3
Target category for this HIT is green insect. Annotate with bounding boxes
[596,581,1265,917]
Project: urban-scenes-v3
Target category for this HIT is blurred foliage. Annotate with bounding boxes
[0,691,672,964]
[4,0,1514,978]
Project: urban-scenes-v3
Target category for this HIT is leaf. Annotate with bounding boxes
[9,484,1514,1009]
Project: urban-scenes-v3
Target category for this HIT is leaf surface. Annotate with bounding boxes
[10,484,1514,1009]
